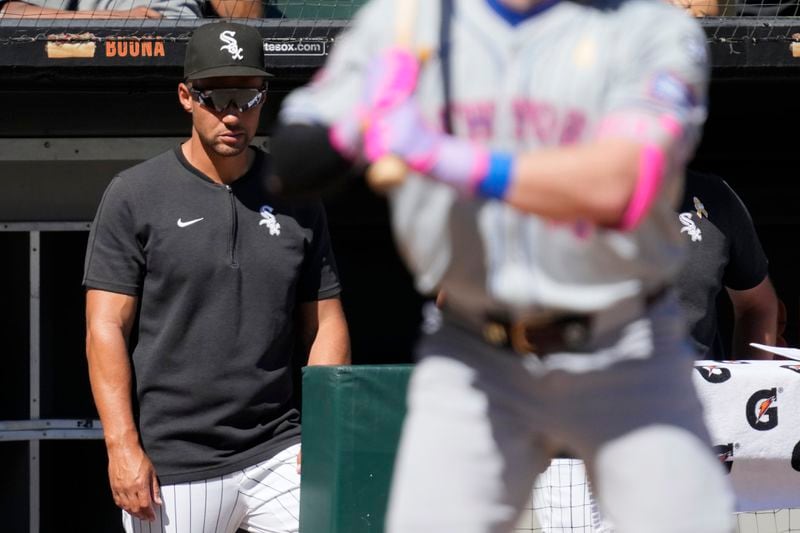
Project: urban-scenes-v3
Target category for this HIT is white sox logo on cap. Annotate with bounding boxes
[220,30,244,60]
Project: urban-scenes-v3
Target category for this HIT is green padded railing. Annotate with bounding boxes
[300,365,413,533]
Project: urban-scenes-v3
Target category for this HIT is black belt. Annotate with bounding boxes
[445,286,668,357]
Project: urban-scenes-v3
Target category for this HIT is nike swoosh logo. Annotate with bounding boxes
[177,217,204,228]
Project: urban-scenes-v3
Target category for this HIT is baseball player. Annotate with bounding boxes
[271,0,734,531]
[84,22,349,533]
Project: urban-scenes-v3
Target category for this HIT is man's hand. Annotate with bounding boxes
[108,443,162,521]
[666,0,720,17]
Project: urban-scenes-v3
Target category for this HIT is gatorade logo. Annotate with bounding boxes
[745,388,778,431]
[694,365,732,384]
[713,443,734,474]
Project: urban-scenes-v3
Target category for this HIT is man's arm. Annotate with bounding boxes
[208,0,262,18]
[86,289,162,521]
[0,1,161,17]
[297,297,351,366]
[496,139,644,226]
[727,276,778,360]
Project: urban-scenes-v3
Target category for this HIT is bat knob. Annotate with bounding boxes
[366,155,408,194]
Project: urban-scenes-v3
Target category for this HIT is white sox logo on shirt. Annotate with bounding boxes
[220,30,244,60]
[678,212,701,242]
[259,205,280,236]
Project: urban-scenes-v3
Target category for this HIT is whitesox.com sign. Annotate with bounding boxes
[263,39,326,56]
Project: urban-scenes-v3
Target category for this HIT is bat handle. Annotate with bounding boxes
[366,155,408,193]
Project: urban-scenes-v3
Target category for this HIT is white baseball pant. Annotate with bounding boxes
[123,442,300,533]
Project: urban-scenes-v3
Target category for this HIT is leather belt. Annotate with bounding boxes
[478,313,591,356]
[445,286,668,357]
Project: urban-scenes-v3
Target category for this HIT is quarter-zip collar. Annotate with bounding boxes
[173,145,262,189]
[172,146,264,268]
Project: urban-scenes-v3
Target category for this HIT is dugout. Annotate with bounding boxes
[1,8,799,533]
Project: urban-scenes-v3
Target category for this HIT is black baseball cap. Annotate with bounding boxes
[184,21,271,81]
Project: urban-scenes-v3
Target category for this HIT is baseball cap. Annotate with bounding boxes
[184,21,271,81]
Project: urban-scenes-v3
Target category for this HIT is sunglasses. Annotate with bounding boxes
[188,87,267,113]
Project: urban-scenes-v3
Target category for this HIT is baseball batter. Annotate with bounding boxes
[272,0,735,531]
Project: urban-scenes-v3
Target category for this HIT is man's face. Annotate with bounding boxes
[180,76,266,158]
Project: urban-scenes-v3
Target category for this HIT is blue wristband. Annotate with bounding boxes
[476,152,514,200]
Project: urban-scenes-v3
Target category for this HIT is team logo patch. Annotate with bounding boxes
[694,365,731,383]
[571,37,596,68]
[693,196,708,219]
[220,30,244,60]
[679,212,702,242]
[684,31,709,66]
[713,443,734,474]
[259,205,281,236]
[745,388,778,431]
[649,72,695,112]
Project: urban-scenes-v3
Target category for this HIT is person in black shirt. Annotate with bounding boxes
[675,170,777,359]
[83,22,350,533]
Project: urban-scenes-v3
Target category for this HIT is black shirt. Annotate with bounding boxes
[84,147,341,484]
[675,171,768,359]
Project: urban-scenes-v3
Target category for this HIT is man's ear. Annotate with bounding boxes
[178,82,193,113]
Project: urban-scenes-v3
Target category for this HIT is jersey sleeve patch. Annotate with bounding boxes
[648,71,697,116]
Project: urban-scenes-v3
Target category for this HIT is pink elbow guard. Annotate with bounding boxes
[618,144,666,231]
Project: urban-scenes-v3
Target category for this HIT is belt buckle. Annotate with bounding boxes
[481,315,552,355]
[510,321,537,354]
[496,315,591,356]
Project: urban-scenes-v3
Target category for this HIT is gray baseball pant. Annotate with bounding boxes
[385,294,734,533]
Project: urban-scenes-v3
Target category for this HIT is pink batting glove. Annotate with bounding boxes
[363,47,420,111]
[363,96,490,193]
[329,47,420,160]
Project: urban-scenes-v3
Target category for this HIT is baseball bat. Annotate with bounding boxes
[365,0,418,193]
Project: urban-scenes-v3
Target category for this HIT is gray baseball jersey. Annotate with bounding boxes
[282,0,710,320]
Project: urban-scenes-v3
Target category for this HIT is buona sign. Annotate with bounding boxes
[105,37,166,58]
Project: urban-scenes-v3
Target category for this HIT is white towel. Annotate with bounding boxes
[693,360,800,512]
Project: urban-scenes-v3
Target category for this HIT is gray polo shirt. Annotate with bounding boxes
[84,147,341,484]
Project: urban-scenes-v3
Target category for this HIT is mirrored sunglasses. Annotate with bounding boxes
[189,87,266,113]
